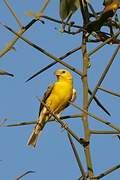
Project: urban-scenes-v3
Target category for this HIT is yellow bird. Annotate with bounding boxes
[27,69,76,147]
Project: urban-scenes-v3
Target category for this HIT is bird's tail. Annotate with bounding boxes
[27,121,44,148]
[27,108,48,147]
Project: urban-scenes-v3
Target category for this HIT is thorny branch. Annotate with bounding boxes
[1,1,120,179]
[37,97,89,146]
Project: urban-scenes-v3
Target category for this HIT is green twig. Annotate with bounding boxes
[67,133,87,179]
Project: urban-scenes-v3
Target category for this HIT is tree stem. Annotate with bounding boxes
[82,33,94,177]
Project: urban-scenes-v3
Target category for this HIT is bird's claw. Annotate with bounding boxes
[61,122,68,132]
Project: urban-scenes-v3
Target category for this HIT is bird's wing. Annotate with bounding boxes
[70,88,77,102]
[64,88,77,109]
[38,84,54,116]
[27,84,54,147]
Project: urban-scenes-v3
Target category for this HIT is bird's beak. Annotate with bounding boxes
[54,70,61,77]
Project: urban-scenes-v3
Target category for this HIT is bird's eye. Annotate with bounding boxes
[62,70,66,73]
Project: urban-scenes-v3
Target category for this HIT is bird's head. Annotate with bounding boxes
[54,69,73,81]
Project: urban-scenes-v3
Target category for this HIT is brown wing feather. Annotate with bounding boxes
[27,84,54,147]
[38,84,54,116]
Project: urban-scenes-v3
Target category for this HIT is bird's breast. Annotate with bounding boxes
[53,81,73,99]
[46,81,73,113]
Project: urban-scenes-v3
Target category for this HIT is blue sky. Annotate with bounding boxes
[0,1,120,179]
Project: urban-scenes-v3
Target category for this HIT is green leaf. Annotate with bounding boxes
[0,70,14,77]
[59,0,80,21]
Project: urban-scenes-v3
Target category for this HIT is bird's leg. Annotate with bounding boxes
[61,122,68,130]
[60,116,68,132]
[54,113,69,132]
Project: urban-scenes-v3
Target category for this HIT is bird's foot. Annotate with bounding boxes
[60,122,68,132]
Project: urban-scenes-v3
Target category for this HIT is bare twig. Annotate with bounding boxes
[98,86,120,97]
[37,97,88,146]
[88,89,110,116]
[0,22,34,57]
[60,28,84,35]
[25,45,82,82]
[0,118,8,126]
[28,0,50,20]
[88,44,120,107]
[0,23,83,76]
[0,0,49,57]
[42,15,83,29]
[70,101,120,133]
[81,32,94,177]
[67,133,87,179]
[91,130,120,135]
[15,170,35,180]
[1,22,111,116]
[88,30,120,57]
[2,114,83,127]
[88,2,97,18]
[37,0,50,17]
[80,1,94,173]
[3,0,23,27]
[79,0,89,25]
[0,70,14,77]
[116,135,120,141]
[91,164,120,179]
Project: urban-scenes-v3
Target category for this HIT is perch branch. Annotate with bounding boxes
[37,97,89,146]
[2,114,83,127]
